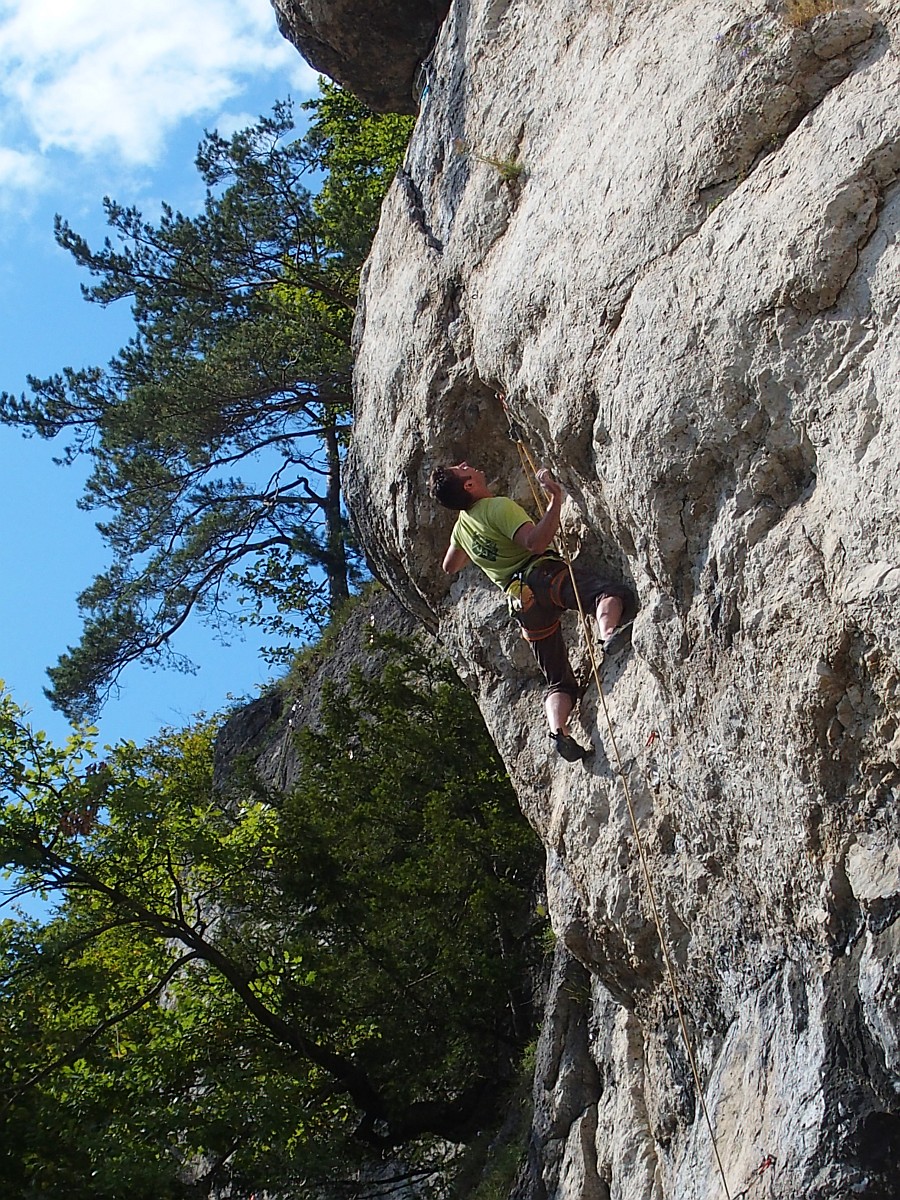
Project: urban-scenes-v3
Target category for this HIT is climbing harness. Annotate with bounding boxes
[504,552,564,624]
[505,574,535,617]
[497,393,734,1200]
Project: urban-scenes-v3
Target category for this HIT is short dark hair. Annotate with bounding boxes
[429,465,473,511]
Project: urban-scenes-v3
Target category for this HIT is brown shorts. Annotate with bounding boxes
[512,556,637,701]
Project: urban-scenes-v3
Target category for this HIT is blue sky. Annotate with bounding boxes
[0,0,322,750]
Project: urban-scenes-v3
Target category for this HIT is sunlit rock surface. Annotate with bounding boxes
[345,0,900,1195]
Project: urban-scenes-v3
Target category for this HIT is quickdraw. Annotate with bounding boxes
[733,1155,776,1200]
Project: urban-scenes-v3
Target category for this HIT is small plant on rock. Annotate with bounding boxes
[782,0,850,27]
[453,137,526,184]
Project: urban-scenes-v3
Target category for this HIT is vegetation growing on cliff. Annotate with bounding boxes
[0,635,542,1197]
[0,84,413,723]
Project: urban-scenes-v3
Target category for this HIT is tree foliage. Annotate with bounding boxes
[0,638,543,1197]
[0,85,414,721]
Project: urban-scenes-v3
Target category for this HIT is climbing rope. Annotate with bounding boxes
[498,395,733,1200]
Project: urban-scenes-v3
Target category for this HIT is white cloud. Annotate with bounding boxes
[0,0,319,167]
[0,145,43,189]
[209,110,263,141]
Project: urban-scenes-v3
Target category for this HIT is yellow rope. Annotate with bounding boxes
[508,419,732,1200]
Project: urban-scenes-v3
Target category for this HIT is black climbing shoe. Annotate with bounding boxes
[552,730,593,763]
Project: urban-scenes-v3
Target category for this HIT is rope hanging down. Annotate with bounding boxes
[498,395,733,1200]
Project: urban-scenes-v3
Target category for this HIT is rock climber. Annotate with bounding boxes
[430,461,637,762]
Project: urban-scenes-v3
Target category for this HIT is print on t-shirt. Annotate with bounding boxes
[471,533,498,562]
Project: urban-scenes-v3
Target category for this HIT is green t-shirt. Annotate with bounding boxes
[451,496,534,588]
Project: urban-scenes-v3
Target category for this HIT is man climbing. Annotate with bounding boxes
[430,461,637,763]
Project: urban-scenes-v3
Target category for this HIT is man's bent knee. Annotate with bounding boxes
[599,583,638,626]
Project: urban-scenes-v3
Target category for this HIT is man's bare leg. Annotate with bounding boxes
[545,691,575,737]
[596,595,624,641]
[545,691,592,761]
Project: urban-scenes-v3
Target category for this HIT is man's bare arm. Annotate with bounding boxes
[514,469,563,555]
[442,545,471,573]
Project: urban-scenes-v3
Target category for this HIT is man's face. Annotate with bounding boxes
[449,462,487,492]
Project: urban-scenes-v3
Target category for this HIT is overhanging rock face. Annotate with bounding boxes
[346,0,900,1194]
[270,0,451,112]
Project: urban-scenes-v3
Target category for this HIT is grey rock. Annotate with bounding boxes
[346,0,900,1194]
[213,689,283,792]
[270,0,450,113]
[514,945,604,1200]
[213,590,421,792]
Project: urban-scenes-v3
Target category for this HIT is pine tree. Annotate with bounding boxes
[0,86,413,721]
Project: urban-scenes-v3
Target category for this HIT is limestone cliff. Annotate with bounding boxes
[343,0,900,1196]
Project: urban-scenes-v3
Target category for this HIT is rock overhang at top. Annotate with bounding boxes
[270,0,451,112]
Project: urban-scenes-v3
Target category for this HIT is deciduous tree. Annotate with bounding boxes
[0,637,542,1196]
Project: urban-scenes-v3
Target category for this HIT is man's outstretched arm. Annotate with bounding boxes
[513,469,563,555]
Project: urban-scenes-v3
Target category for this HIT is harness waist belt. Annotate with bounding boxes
[503,551,563,592]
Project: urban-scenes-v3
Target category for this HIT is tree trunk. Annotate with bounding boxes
[322,416,350,611]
